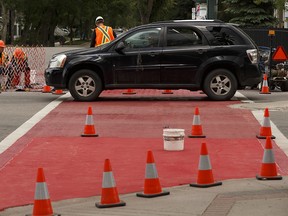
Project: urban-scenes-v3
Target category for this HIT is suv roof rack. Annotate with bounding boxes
[152,19,224,24]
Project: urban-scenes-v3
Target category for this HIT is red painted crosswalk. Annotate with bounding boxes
[0,90,287,211]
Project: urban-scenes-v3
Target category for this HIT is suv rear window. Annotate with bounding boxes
[206,26,245,46]
[166,27,202,47]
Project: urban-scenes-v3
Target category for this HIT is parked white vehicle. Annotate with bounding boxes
[54,26,70,37]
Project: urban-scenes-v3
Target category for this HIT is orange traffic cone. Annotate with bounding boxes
[122,89,136,94]
[96,159,126,208]
[136,150,170,198]
[188,107,206,138]
[26,168,60,216]
[81,106,99,137]
[256,108,275,139]
[42,85,52,93]
[162,89,173,94]
[52,89,65,95]
[256,137,282,180]
[260,74,271,94]
[190,142,222,188]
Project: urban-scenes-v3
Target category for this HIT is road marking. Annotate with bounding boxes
[0,93,71,154]
[235,91,288,157]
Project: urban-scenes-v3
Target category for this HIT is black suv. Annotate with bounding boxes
[45,20,261,101]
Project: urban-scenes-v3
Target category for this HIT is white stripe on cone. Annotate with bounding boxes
[34,182,50,200]
[199,155,212,170]
[262,117,271,127]
[145,164,158,179]
[263,79,268,87]
[192,115,201,125]
[85,115,94,125]
[262,149,275,163]
[102,172,116,188]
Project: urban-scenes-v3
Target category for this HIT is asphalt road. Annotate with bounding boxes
[0,92,60,141]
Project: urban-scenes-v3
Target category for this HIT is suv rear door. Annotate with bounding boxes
[161,25,209,86]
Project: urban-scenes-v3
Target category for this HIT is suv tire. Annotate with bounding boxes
[69,69,102,101]
[280,80,288,92]
[203,69,237,101]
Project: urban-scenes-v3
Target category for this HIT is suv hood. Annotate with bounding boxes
[53,45,111,58]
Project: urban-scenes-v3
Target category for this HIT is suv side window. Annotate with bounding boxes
[166,27,202,47]
[206,26,245,45]
[123,27,161,49]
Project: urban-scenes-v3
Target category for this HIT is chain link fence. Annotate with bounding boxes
[0,46,45,91]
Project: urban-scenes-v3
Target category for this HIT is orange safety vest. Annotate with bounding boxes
[0,52,8,66]
[95,25,115,46]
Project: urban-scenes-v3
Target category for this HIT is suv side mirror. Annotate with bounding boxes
[115,42,126,54]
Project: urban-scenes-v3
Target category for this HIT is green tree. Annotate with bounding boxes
[0,0,16,43]
[137,0,175,24]
[165,0,195,20]
[223,0,276,27]
[6,0,198,46]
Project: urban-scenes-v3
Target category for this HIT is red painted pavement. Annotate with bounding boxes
[0,90,288,211]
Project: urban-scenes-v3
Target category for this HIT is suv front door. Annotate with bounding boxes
[112,27,163,85]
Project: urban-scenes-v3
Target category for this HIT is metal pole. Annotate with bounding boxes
[268,30,275,87]
[269,36,272,83]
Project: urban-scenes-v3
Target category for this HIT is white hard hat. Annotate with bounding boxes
[95,16,104,23]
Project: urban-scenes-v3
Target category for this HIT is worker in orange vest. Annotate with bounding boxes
[0,40,9,92]
[90,16,117,47]
[6,48,31,90]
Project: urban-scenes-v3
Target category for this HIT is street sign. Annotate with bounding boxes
[272,46,288,61]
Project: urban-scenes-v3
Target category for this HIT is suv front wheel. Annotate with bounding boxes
[68,69,102,101]
[203,69,237,101]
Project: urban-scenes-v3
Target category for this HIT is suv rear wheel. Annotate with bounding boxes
[69,69,102,101]
[203,69,237,101]
[280,80,288,92]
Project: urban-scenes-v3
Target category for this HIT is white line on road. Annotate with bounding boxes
[0,93,71,154]
[235,91,288,157]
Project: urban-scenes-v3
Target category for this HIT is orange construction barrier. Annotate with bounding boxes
[122,88,136,94]
[81,106,99,137]
[190,142,222,188]
[256,137,282,180]
[96,159,126,208]
[52,89,65,95]
[188,107,206,138]
[259,74,271,94]
[26,168,60,216]
[162,89,173,94]
[136,150,170,198]
[256,108,275,139]
[42,85,52,93]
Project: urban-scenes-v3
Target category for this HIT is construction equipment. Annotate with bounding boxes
[259,46,288,91]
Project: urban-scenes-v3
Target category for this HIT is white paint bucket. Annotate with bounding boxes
[163,129,185,151]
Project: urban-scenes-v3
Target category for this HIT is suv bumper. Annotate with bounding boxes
[45,68,66,89]
[240,64,262,87]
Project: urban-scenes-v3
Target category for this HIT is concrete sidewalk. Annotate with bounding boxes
[2,177,288,216]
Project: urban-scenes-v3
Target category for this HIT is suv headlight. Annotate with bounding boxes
[49,54,67,68]
[246,49,258,64]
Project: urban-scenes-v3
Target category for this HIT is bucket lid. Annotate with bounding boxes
[163,128,184,132]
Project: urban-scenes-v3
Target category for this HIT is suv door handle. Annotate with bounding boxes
[197,49,207,54]
[148,52,159,57]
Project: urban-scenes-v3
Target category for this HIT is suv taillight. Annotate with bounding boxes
[246,49,258,64]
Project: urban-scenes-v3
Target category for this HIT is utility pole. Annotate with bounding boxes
[207,0,218,19]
